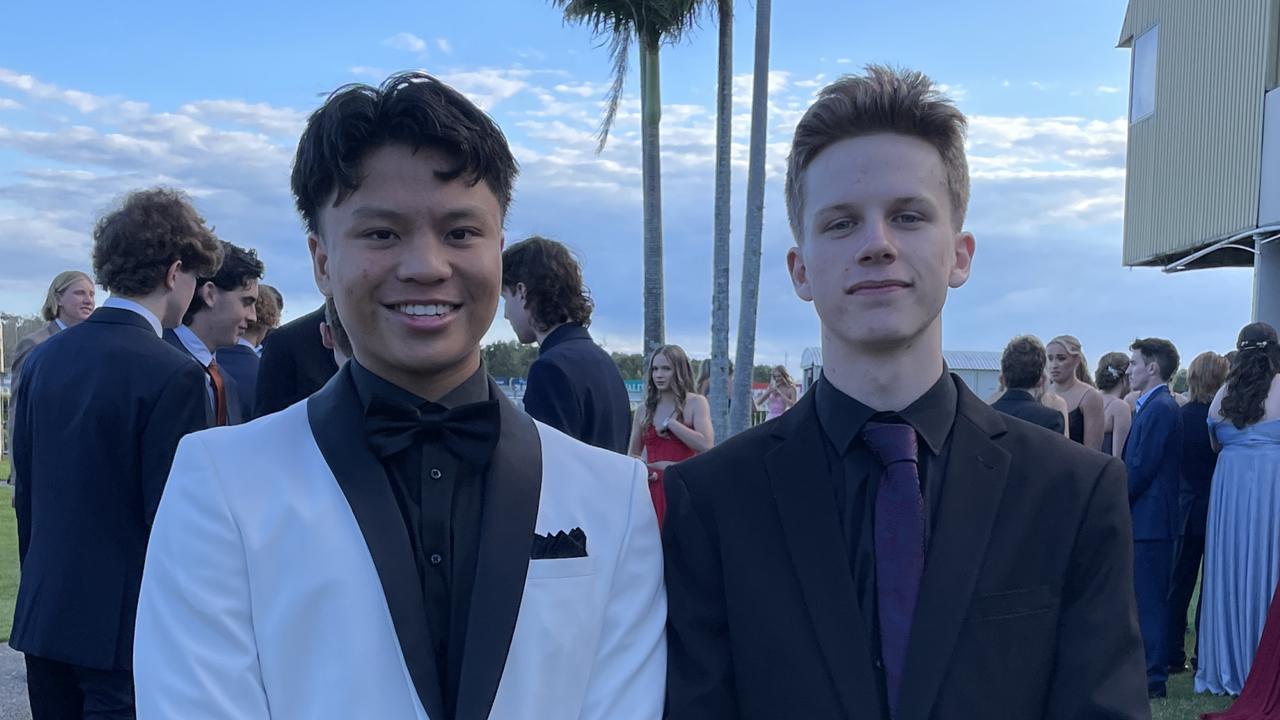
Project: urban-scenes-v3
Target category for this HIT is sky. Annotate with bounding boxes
[0,0,1256,375]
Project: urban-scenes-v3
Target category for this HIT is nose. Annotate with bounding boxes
[397,234,452,284]
[857,218,897,266]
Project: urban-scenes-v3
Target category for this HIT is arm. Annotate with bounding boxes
[253,330,297,418]
[578,459,666,719]
[1044,458,1149,718]
[1110,404,1132,458]
[11,367,34,563]
[666,395,713,453]
[663,464,738,718]
[139,365,210,527]
[1081,388,1105,452]
[134,434,272,719]
[521,361,581,437]
[628,411,645,458]
[1208,386,1226,453]
[781,384,798,410]
[1124,403,1176,503]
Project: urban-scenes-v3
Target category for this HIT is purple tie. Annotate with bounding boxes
[863,421,925,719]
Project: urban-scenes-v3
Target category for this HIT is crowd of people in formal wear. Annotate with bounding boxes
[3,63,1280,720]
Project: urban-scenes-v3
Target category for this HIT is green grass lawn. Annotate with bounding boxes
[1152,579,1234,720]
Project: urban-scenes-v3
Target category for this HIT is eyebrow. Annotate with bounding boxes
[347,206,490,226]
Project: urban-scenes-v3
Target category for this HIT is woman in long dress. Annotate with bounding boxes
[628,344,712,528]
[1196,323,1280,698]
[1095,351,1133,457]
[1047,335,1105,449]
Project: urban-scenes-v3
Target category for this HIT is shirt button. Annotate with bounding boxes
[874,658,884,671]
[430,468,443,480]
[430,553,443,566]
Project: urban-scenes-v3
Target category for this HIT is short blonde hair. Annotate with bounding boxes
[785,65,970,240]
[41,270,92,322]
[1188,351,1230,404]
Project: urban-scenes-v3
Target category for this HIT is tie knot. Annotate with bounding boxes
[862,421,918,466]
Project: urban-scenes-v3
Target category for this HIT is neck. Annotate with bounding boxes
[56,313,81,328]
[363,351,483,403]
[186,317,221,352]
[243,329,266,347]
[1053,376,1078,392]
[819,324,944,411]
[534,322,565,345]
[115,292,171,327]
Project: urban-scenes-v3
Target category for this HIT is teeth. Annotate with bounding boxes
[397,303,453,317]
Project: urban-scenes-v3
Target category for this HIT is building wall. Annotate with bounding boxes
[1120,0,1280,266]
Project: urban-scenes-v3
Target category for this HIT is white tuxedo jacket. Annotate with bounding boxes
[135,367,666,719]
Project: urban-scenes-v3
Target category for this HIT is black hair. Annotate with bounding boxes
[1130,338,1180,382]
[501,235,593,329]
[1222,322,1280,429]
[184,240,264,325]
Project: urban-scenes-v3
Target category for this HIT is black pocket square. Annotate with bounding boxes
[531,527,588,559]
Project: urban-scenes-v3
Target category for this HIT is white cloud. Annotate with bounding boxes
[836,58,852,65]
[436,38,453,54]
[1097,85,1122,94]
[440,68,531,110]
[383,32,427,53]
[350,65,388,80]
[178,100,307,137]
[0,98,21,110]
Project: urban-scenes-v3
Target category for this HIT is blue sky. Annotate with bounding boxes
[0,0,1254,373]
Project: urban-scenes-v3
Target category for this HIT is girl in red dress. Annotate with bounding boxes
[627,344,713,528]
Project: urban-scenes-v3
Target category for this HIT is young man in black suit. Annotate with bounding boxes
[663,66,1149,719]
[992,335,1067,434]
[253,303,338,417]
[9,187,221,718]
[166,240,263,426]
[501,235,632,453]
[1124,337,1184,698]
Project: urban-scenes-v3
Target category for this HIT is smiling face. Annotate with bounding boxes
[310,143,504,397]
[787,133,974,354]
[57,276,96,325]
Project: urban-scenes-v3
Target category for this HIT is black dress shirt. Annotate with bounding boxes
[813,369,958,714]
[350,360,494,719]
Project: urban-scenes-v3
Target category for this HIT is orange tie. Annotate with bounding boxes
[207,360,228,426]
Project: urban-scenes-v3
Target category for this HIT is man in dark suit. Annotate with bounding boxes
[10,187,221,718]
[663,66,1148,719]
[1124,337,1185,698]
[992,335,1066,435]
[216,282,281,417]
[254,304,337,417]
[165,240,263,426]
[500,235,632,453]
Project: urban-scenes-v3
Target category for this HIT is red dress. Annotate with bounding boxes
[642,423,696,529]
[1206,585,1280,719]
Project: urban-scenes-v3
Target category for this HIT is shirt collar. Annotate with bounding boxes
[350,358,491,413]
[174,324,214,367]
[538,323,590,355]
[1137,383,1168,409]
[815,367,957,456]
[54,318,68,331]
[102,297,163,338]
[236,337,256,350]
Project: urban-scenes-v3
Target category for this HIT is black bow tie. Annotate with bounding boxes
[364,395,501,469]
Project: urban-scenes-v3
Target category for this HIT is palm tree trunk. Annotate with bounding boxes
[709,0,733,441]
[640,40,665,355]
[730,0,771,436]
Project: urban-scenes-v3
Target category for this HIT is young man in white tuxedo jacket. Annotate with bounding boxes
[134,72,667,720]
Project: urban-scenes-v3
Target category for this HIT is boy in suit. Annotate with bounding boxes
[10,187,220,718]
[501,235,632,453]
[1125,337,1184,698]
[992,335,1067,434]
[135,72,666,720]
[663,66,1149,719]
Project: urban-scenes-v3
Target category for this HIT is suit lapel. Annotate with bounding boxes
[307,366,446,720]
[897,383,1011,720]
[454,382,542,720]
[765,393,882,718]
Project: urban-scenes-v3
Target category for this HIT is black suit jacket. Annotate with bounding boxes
[215,343,260,423]
[991,388,1065,435]
[163,329,245,426]
[522,324,631,454]
[10,307,208,670]
[663,376,1148,720]
[254,305,337,418]
[1178,400,1217,536]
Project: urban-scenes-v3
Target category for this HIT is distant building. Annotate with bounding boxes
[1117,0,1280,324]
[800,348,1002,399]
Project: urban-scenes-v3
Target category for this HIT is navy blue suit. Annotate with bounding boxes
[10,307,207,710]
[254,305,337,418]
[164,329,245,426]
[214,343,259,423]
[1123,384,1184,690]
[521,324,632,454]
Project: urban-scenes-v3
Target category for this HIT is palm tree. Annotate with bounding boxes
[552,0,704,356]
[729,0,771,436]
[708,0,733,441]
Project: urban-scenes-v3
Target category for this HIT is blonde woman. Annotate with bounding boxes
[11,270,96,379]
[758,365,799,420]
[1047,335,1105,449]
[1095,352,1133,457]
[628,344,712,527]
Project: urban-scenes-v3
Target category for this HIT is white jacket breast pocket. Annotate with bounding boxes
[525,556,596,580]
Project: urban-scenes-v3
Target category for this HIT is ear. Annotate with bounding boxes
[164,260,183,291]
[515,282,527,302]
[309,232,332,297]
[319,322,335,351]
[949,231,975,288]
[198,280,217,308]
[787,246,813,303]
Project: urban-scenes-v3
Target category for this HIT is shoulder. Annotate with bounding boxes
[535,420,645,493]
[175,402,311,476]
[685,393,710,410]
[995,410,1116,482]
[1082,386,1105,406]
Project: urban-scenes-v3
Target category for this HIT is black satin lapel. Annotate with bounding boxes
[454,381,543,720]
[896,407,1010,720]
[765,401,882,719]
[307,367,445,720]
